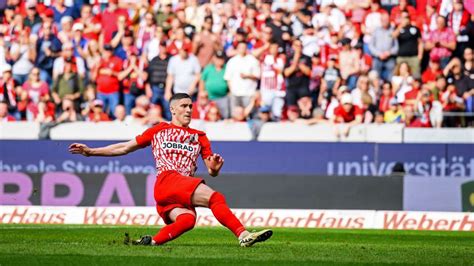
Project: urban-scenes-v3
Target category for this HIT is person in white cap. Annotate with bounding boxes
[331,92,363,138]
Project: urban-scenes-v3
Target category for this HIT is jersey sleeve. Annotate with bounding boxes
[198,133,213,159]
[135,124,161,147]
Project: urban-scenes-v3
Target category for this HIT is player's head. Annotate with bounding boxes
[170,93,193,127]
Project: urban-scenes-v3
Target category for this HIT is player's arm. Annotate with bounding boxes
[68,139,143,157]
[204,153,224,177]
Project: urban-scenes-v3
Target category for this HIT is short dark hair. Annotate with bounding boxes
[170,93,191,104]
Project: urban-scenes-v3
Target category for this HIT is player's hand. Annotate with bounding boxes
[69,143,92,157]
[207,153,224,175]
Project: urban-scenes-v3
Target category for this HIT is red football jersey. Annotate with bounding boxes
[135,122,213,176]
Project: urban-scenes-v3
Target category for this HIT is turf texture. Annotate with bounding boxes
[0,224,473,265]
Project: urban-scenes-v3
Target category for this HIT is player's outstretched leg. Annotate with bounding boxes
[134,212,196,246]
[193,184,273,247]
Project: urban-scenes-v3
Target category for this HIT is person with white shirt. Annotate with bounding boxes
[224,41,260,116]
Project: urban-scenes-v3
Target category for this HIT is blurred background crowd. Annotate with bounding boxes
[0,0,473,132]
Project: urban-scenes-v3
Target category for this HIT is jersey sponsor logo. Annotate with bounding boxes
[161,141,196,152]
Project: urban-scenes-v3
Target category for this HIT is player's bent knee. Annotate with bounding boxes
[192,184,215,207]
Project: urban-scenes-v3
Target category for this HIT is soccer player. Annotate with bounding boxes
[69,93,272,247]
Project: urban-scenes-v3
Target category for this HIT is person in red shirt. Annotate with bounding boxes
[421,58,442,84]
[87,99,110,122]
[74,4,101,41]
[332,93,363,138]
[99,0,129,44]
[390,0,417,25]
[69,93,272,247]
[95,44,123,118]
[191,90,217,121]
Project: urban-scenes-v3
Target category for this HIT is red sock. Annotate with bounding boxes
[209,192,246,237]
[153,213,195,245]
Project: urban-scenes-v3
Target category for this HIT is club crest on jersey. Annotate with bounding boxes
[162,141,195,152]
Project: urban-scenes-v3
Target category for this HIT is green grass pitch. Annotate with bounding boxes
[0,224,473,265]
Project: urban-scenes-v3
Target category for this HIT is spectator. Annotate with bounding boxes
[331,93,363,138]
[200,50,230,119]
[384,98,405,123]
[9,29,36,85]
[53,42,86,80]
[95,44,123,118]
[56,98,82,123]
[35,22,62,85]
[284,39,311,107]
[416,89,443,128]
[147,41,171,120]
[351,75,377,108]
[131,95,151,124]
[392,11,422,78]
[22,68,49,121]
[362,0,388,53]
[392,62,414,103]
[155,3,175,32]
[136,11,156,52]
[58,16,74,44]
[143,106,165,126]
[424,15,456,68]
[25,4,41,31]
[191,90,217,121]
[75,4,101,42]
[404,78,422,107]
[338,38,360,90]
[119,51,148,115]
[51,58,84,109]
[379,82,394,113]
[52,0,76,29]
[0,101,16,122]
[374,111,385,124]
[422,58,443,84]
[297,96,313,120]
[100,0,129,44]
[84,40,102,82]
[144,26,165,62]
[87,99,110,122]
[35,93,55,123]
[461,48,474,113]
[259,42,286,121]
[0,65,18,117]
[224,41,260,116]
[389,0,417,25]
[207,105,222,122]
[166,27,193,57]
[165,43,201,100]
[285,105,301,123]
[447,0,470,36]
[441,84,465,127]
[80,84,96,118]
[193,16,221,68]
[267,8,293,50]
[249,106,272,140]
[309,52,325,107]
[403,104,428,127]
[444,58,472,107]
[369,13,398,82]
[113,104,133,124]
[71,23,88,59]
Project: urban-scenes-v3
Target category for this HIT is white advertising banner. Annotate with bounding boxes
[1,206,473,231]
[403,176,474,212]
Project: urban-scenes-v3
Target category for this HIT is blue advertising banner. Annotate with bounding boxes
[0,141,473,177]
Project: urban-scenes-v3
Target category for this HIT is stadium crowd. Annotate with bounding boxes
[0,0,473,134]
